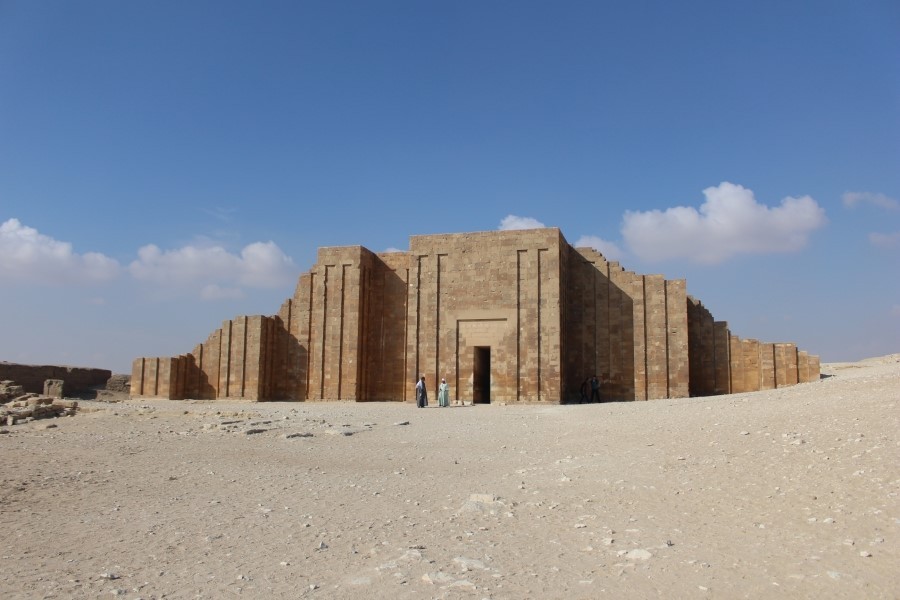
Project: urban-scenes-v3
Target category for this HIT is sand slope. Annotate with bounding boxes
[1,355,898,599]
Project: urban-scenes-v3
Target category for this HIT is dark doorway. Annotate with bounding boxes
[473,346,491,404]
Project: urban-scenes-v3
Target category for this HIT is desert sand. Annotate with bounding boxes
[1,356,898,599]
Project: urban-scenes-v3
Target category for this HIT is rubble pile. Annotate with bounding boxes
[1,380,77,426]
[0,380,25,402]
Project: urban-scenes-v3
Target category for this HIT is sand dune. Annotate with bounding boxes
[1,355,898,599]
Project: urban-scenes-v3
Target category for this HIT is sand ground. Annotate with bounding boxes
[1,356,898,599]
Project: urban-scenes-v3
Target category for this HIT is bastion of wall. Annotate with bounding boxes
[131,228,820,403]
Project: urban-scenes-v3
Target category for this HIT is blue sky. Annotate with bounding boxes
[2,1,898,374]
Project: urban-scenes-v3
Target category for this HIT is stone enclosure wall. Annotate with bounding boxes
[131,228,820,403]
[0,363,112,395]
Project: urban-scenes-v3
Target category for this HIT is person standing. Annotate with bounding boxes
[438,378,450,407]
[415,375,428,408]
[590,375,601,403]
[579,377,590,403]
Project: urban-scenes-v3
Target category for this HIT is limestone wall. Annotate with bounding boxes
[684,301,821,397]
[0,363,112,395]
[406,228,563,403]
[131,315,277,400]
[290,246,368,401]
[361,252,409,401]
[567,248,689,401]
[129,227,820,403]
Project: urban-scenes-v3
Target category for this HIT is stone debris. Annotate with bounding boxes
[0,380,25,402]
[105,374,131,393]
[1,383,78,425]
[453,556,487,571]
[44,379,64,398]
[421,571,454,585]
[460,494,505,515]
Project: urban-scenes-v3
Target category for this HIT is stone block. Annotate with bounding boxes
[43,379,64,398]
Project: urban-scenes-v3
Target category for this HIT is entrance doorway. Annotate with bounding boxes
[473,346,491,404]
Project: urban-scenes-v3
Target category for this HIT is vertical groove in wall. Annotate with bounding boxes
[726,334,731,394]
[436,254,443,381]
[593,265,598,375]
[415,256,423,382]
[537,248,545,401]
[455,322,461,401]
[642,276,649,400]
[284,299,292,400]
[241,316,247,397]
[516,249,523,402]
[320,267,328,399]
[225,320,233,398]
[757,344,762,390]
[350,268,369,402]
[288,299,294,399]
[664,281,670,398]
[305,274,314,400]
[710,320,716,395]
[379,269,386,400]
[197,345,203,398]
[357,266,363,401]
[337,264,346,399]
[607,265,612,394]
[262,318,270,399]
[360,265,368,401]
[772,344,778,388]
[402,268,409,401]
[217,325,223,398]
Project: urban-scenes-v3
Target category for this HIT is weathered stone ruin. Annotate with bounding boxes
[0,363,111,395]
[44,379,64,398]
[131,228,820,403]
[1,380,78,426]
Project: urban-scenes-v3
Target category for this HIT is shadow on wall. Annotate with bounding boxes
[563,250,636,403]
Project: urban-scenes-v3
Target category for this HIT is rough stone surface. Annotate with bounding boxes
[0,363,111,395]
[105,374,131,393]
[44,379,64,398]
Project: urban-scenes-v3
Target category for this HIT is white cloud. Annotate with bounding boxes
[383,247,405,253]
[621,182,827,264]
[842,191,899,211]
[573,235,624,261]
[128,240,298,296]
[499,215,546,230]
[200,284,244,300]
[236,242,299,288]
[0,218,120,284]
[869,231,900,249]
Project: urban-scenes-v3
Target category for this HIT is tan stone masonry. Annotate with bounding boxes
[132,228,819,402]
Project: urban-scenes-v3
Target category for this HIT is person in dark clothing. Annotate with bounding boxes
[415,375,428,408]
[590,375,601,403]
